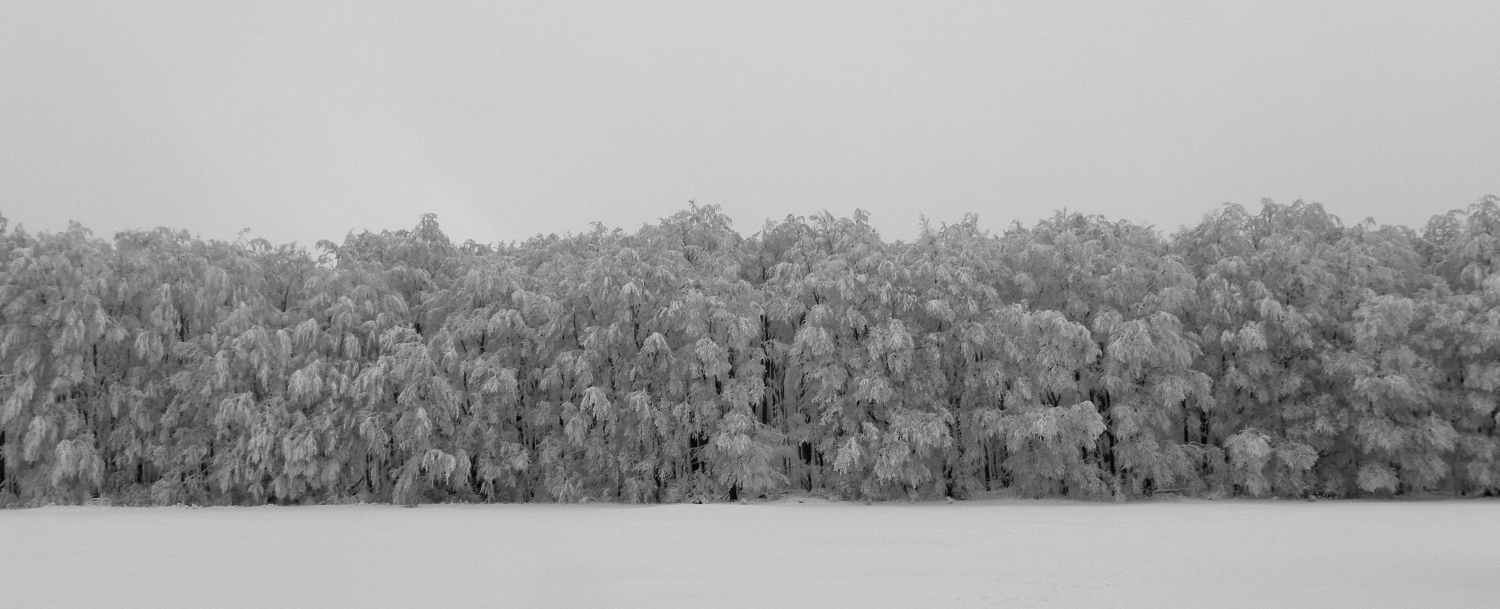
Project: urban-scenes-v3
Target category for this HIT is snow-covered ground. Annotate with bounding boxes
[2,497,1496,608]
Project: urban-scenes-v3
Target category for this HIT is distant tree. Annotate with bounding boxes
[1416,197,1500,494]
[763,211,967,499]
[0,223,119,504]
[1003,212,1210,496]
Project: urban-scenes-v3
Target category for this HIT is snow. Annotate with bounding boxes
[2,498,1496,608]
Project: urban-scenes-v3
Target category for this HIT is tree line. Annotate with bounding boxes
[1,197,1497,506]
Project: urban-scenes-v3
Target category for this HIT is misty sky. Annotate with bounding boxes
[3,2,1497,248]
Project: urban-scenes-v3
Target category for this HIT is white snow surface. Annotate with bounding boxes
[2,498,1496,608]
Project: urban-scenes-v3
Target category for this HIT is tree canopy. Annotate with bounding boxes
[2,198,1497,506]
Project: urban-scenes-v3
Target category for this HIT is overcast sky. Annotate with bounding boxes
[3,2,1497,247]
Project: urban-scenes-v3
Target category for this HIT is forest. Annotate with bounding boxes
[1,197,1497,506]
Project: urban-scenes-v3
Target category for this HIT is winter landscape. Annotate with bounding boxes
[5,2,1500,607]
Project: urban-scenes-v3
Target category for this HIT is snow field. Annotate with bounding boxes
[1,498,1496,608]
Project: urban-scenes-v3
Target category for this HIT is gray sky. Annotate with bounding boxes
[3,2,1498,247]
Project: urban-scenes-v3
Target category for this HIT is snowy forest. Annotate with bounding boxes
[2,197,1498,507]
